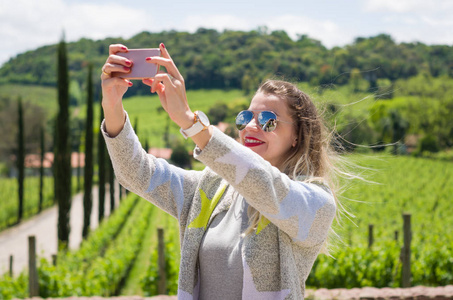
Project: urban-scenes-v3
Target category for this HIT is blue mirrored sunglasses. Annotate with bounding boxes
[235,110,292,132]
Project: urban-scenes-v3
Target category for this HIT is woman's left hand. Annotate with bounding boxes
[142,43,195,130]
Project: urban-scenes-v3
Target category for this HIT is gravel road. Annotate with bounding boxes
[0,184,120,276]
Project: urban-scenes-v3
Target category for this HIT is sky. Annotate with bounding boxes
[1,0,452,67]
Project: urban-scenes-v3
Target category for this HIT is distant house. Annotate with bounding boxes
[216,122,230,133]
[8,122,235,177]
[9,152,85,177]
[147,148,172,160]
[404,134,419,153]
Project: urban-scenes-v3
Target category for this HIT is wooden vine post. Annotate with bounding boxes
[9,255,13,277]
[368,224,374,248]
[402,213,412,287]
[28,236,39,296]
[157,228,167,294]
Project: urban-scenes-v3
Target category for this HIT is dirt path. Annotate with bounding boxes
[0,184,120,276]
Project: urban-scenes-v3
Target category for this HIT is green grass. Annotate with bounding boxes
[120,203,180,296]
[0,176,83,231]
[307,153,453,288]
[0,83,57,114]
[120,203,162,296]
[119,89,248,148]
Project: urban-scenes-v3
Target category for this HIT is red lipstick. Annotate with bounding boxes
[244,136,264,147]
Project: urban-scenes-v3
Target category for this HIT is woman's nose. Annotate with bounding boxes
[244,116,260,131]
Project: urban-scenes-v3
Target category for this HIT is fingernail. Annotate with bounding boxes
[123,66,130,71]
[128,81,133,86]
[121,46,127,50]
[125,60,132,65]
[160,43,165,49]
[146,57,152,61]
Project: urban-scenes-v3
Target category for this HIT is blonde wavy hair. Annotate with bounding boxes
[244,79,344,247]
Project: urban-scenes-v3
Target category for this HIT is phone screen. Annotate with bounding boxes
[112,48,160,79]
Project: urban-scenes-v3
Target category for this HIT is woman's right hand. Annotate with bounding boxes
[100,44,133,136]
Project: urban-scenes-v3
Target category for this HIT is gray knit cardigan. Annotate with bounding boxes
[102,113,336,300]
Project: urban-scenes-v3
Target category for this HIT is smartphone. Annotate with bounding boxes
[112,48,160,79]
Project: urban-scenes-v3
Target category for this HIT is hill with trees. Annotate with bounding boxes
[1,28,452,98]
[0,28,452,173]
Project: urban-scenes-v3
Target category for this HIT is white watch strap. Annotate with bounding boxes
[180,121,204,139]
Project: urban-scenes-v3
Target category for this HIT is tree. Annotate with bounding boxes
[98,100,106,222]
[17,97,25,223]
[389,110,408,154]
[156,106,170,148]
[54,35,72,250]
[108,155,115,213]
[170,143,192,169]
[208,102,228,124]
[39,126,45,212]
[83,64,94,238]
[0,98,46,173]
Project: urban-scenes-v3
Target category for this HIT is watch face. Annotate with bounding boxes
[197,111,210,126]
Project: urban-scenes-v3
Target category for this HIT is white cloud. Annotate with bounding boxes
[363,0,453,13]
[266,15,352,48]
[0,0,151,65]
[363,0,453,45]
[181,14,351,48]
[1,0,451,67]
[182,14,251,32]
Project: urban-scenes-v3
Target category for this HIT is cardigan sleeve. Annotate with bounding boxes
[101,112,203,222]
[194,127,336,247]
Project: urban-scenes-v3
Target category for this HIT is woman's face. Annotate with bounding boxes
[239,92,297,168]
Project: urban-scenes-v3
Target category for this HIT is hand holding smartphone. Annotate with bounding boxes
[112,48,160,79]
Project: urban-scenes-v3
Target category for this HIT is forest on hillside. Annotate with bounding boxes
[0,27,452,96]
[0,28,452,175]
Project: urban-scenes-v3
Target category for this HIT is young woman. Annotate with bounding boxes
[100,43,337,300]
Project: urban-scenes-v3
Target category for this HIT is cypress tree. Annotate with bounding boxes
[82,63,94,238]
[144,138,149,153]
[54,35,72,250]
[77,141,81,192]
[109,157,115,213]
[17,97,25,223]
[39,126,45,212]
[98,101,106,222]
[133,117,138,134]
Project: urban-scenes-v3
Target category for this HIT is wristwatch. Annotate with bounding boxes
[180,111,210,139]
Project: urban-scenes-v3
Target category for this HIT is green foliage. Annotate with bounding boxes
[0,96,48,165]
[416,135,440,154]
[141,221,180,296]
[309,241,401,288]
[170,143,192,169]
[33,194,150,297]
[2,155,452,296]
[54,36,72,249]
[98,101,106,222]
[0,176,82,231]
[0,273,28,299]
[307,154,453,288]
[82,63,94,238]
[0,177,53,229]
[121,89,246,148]
[1,30,451,93]
[208,102,229,124]
[17,98,25,222]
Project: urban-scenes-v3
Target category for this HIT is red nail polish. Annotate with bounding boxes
[121,46,127,50]
[160,43,165,49]
[124,66,130,71]
[125,60,132,65]
[128,81,133,86]
[146,57,152,61]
